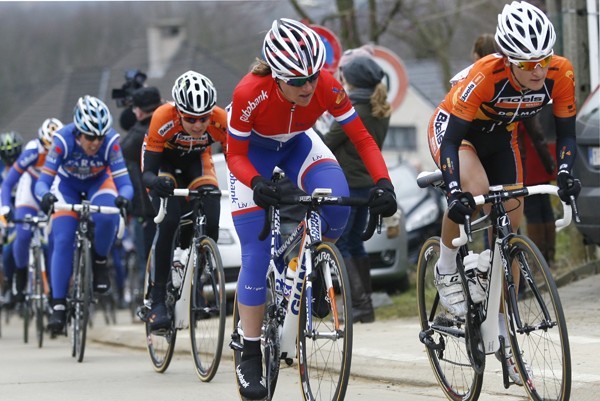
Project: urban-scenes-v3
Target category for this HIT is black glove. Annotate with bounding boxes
[151,176,174,198]
[251,176,280,210]
[446,191,476,224]
[40,193,58,214]
[114,196,131,213]
[557,170,581,204]
[0,206,13,222]
[368,179,398,218]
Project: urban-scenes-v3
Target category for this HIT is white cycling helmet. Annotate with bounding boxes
[495,1,555,60]
[38,118,63,148]
[73,95,112,137]
[171,71,217,116]
[263,18,326,79]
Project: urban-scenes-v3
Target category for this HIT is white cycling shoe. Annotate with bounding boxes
[434,265,467,317]
[496,348,533,386]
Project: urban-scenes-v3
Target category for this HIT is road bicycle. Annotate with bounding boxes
[416,170,578,401]
[139,187,226,382]
[12,214,51,347]
[230,183,379,401]
[52,201,124,362]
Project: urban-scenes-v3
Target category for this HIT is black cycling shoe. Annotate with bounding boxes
[93,265,111,294]
[311,270,330,319]
[47,305,66,335]
[148,302,170,331]
[236,354,267,400]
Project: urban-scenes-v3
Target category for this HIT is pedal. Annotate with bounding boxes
[230,331,243,351]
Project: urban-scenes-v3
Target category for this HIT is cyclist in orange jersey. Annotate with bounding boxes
[142,71,227,331]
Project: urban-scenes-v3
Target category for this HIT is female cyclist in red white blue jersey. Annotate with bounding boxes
[227,18,397,400]
[34,96,133,334]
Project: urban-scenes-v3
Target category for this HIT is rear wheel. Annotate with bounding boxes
[34,249,46,348]
[189,237,226,382]
[298,243,352,401]
[503,235,571,401]
[143,253,176,373]
[416,236,483,401]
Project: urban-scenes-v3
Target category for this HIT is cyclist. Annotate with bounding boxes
[0,119,62,305]
[34,96,133,333]
[142,70,227,332]
[428,1,580,384]
[0,131,24,307]
[227,18,397,400]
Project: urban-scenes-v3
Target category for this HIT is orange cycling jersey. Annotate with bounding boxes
[144,103,227,154]
[442,53,576,132]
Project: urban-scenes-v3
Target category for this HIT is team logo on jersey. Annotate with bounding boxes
[497,94,546,108]
[459,72,485,102]
[240,90,268,123]
[158,121,174,137]
[333,87,346,104]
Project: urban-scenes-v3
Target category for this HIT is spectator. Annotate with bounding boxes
[324,55,392,323]
[472,33,496,61]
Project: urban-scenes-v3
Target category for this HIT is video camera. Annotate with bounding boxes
[111,69,147,108]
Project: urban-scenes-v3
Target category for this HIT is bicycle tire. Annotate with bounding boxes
[503,235,571,401]
[298,242,352,401]
[72,239,92,363]
[143,255,177,373]
[23,275,31,344]
[189,237,226,382]
[416,236,483,401]
[232,273,280,400]
[34,248,45,348]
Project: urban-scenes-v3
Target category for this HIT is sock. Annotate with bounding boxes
[242,337,261,361]
[437,240,459,275]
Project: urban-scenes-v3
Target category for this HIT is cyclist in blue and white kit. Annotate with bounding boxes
[1,119,62,305]
[0,131,23,307]
[34,96,133,333]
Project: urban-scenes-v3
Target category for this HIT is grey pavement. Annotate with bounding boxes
[89,259,600,400]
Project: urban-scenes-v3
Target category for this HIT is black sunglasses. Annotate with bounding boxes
[81,134,104,142]
[281,71,321,87]
[180,115,210,124]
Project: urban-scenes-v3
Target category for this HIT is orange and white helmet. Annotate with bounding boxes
[38,118,63,148]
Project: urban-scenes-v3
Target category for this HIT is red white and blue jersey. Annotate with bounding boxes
[34,123,133,200]
[227,69,390,188]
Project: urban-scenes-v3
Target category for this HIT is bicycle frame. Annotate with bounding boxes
[452,184,572,355]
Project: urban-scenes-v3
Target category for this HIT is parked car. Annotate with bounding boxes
[572,85,600,246]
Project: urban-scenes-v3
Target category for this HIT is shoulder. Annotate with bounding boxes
[232,72,275,102]
[210,106,228,130]
[547,55,576,84]
[148,102,179,137]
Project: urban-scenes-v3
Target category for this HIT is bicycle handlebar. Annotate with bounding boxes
[452,184,573,247]
[53,203,126,239]
[153,188,223,224]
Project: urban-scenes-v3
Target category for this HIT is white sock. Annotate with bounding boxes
[437,240,459,275]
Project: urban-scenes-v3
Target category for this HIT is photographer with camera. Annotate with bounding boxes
[112,69,147,131]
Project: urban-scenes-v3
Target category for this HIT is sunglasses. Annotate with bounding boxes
[509,52,553,71]
[180,114,211,124]
[280,71,321,87]
[81,134,104,142]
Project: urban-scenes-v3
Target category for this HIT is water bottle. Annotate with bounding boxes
[171,247,188,289]
[464,250,489,304]
[284,257,298,298]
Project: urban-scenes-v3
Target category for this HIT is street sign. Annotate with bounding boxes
[309,24,343,74]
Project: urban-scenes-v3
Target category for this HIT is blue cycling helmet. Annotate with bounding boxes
[73,95,113,137]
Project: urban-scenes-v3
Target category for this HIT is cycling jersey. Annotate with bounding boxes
[227,68,390,306]
[1,139,49,271]
[428,53,577,193]
[142,102,227,288]
[34,124,133,299]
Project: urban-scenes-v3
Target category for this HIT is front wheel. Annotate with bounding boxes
[33,249,46,348]
[70,240,92,363]
[298,242,352,401]
[189,237,226,382]
[503,235,571,401]
[416,237,483,401]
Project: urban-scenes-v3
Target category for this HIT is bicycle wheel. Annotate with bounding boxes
[298,242,352,401]
[189,237,226,382]
[503,235,571,401]
[71,240,92,363]
[416,237,483,401]
[232,273,280,400]
[143,256,177,373]
[23,274,31,344]
[34,249,46,348]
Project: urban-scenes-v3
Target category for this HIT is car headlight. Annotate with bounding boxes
[218,228,235,245]
[405,199,440,232]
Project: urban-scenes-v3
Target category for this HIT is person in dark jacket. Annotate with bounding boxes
[324,55,392,323]
[120,87,162,284]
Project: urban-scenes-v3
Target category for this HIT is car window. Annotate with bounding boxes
[388,164,420,197]
[577,87,600,125]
